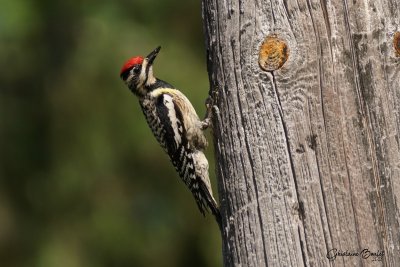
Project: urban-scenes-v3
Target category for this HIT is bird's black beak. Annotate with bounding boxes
[146,46,161,66]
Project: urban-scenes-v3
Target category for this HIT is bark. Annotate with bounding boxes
[202,0,400,266]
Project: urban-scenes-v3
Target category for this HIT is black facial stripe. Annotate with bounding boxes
[120,64,141,81]
[120,68,132,80]
[145,79,175,91]
[133,65,141,74]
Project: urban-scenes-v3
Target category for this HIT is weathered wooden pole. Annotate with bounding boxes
[202,0,400,266]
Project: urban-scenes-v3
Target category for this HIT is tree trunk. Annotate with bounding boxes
[202,0,400,266]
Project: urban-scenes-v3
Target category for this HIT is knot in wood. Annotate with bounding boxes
[258,34,289,71]
[394,32,400,56]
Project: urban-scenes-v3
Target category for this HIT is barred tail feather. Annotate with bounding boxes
[199,181,222,230]
[167,141,221,228]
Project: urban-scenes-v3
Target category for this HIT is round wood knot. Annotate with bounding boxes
[394,32,400,56]
[259,34,289,71]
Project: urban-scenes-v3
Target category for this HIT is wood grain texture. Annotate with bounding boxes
[202,0,400,266]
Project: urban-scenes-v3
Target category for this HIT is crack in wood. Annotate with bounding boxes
[268,71,307,264]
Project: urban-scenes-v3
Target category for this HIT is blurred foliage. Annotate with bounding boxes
[0,0,221,266]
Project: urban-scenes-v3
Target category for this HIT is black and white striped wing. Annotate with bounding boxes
[154,94,211,212]
[154,94,186,158]
[142,95,193,185]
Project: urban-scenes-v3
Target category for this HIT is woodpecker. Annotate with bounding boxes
[120,46,221,227]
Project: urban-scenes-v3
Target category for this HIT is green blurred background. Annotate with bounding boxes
[0,0,221,266]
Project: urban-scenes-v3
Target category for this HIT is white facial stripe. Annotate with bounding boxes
[146,68,156,85]
[137,59,149,87]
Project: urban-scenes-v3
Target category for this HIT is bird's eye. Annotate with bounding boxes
[133,65,141,74]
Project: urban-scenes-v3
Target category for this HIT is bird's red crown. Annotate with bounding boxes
[120,56,144,75]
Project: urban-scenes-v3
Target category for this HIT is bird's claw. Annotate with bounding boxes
[201,85,220,130]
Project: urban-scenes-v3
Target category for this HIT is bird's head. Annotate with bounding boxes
[120,46,161,97]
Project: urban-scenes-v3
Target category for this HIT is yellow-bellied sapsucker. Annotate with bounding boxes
[120,46,221,226]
